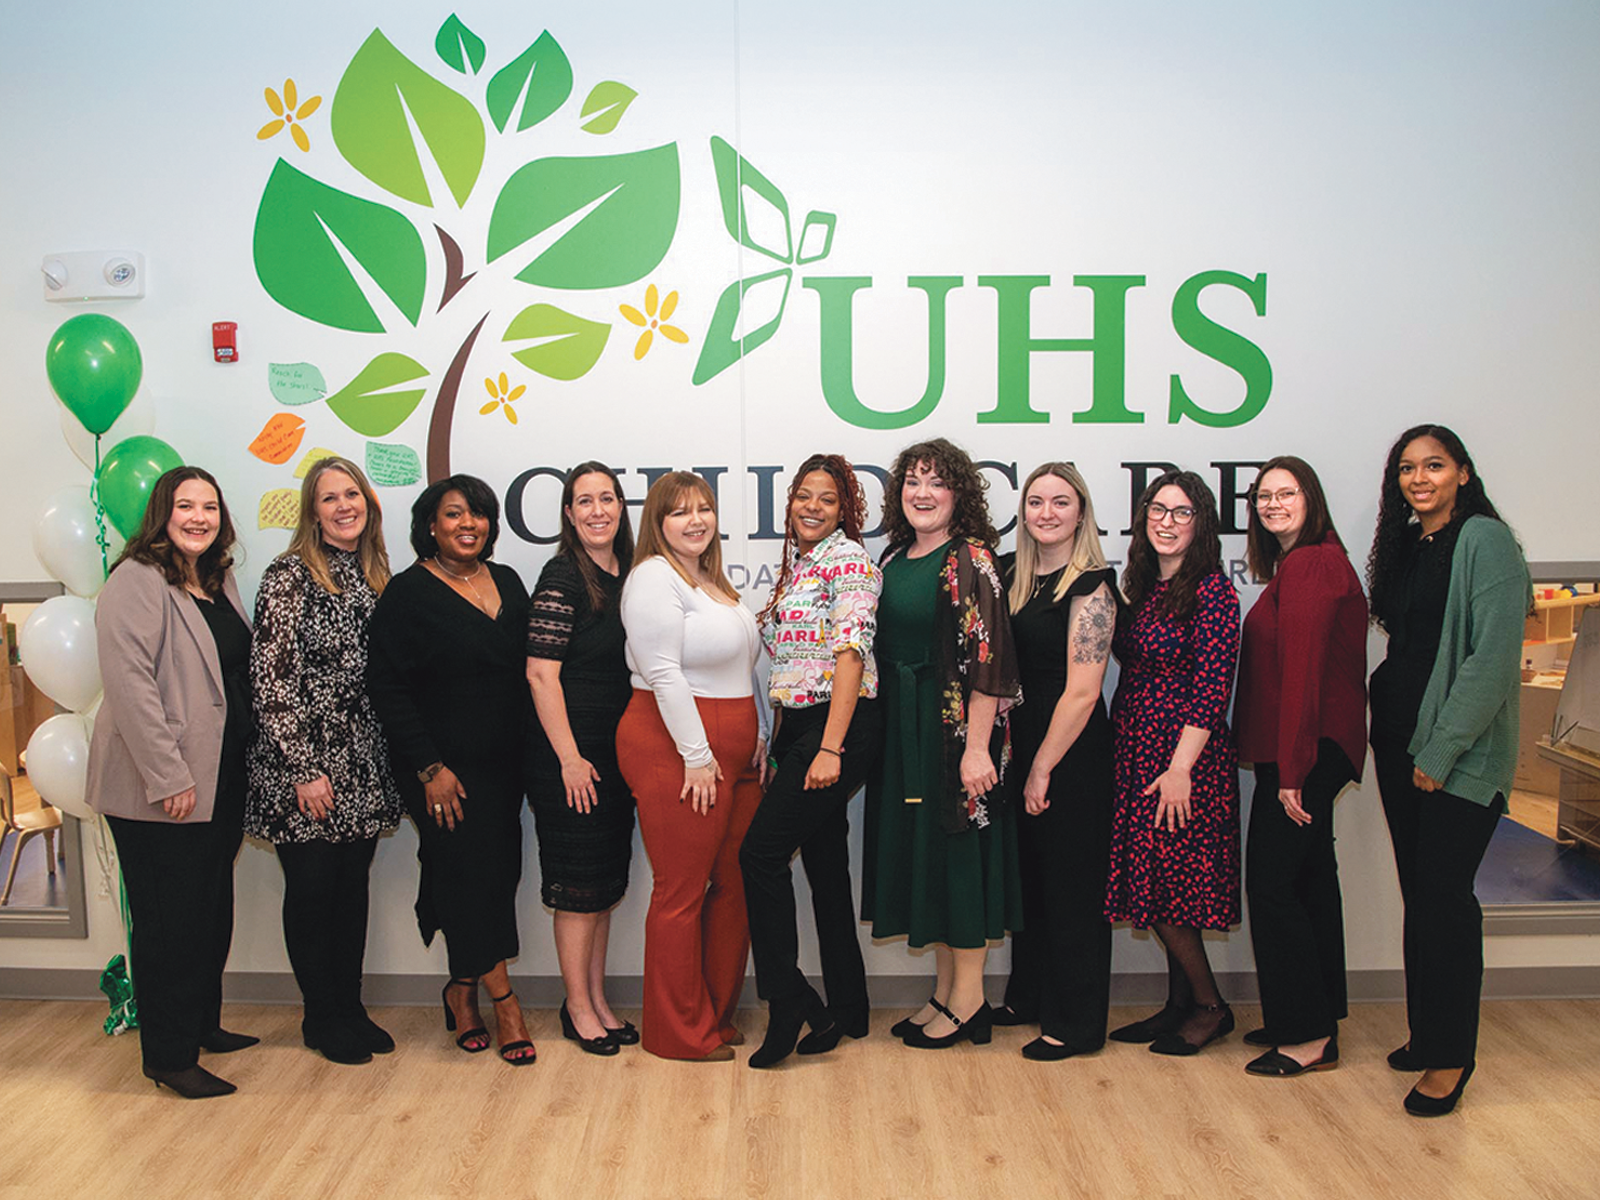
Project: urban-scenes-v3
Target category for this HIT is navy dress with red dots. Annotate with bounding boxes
[1105,571,1242,931]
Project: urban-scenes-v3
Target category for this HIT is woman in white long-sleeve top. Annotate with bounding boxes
[616,472,765,1061]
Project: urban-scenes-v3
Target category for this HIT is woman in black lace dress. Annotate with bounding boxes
[526,462,639,1055]
[245,457,401,1065]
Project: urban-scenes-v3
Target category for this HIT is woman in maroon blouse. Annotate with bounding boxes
[1234,457,1368,1077]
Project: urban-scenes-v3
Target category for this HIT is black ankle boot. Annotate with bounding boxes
[750,991,825,1069]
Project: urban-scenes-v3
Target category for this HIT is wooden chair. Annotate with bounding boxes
[1,767,63,906]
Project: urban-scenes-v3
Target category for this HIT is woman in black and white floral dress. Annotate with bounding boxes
[246,457,401,1066]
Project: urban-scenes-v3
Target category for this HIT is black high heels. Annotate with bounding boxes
[903,1002,993,1049]
[143,1064,236,1099]
[750,989,829,1069]
[490,990,537,1066]
[1404,1063,1474,1117]
[796,1008,869,1056]
[442,978,490,1053]
[1388,1043,1424,1072]
[560,1002,619,1057]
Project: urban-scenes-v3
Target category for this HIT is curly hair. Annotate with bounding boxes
[114,466,238,597]
[757,453,869,625]
[1122,469,1223,622]
[555,461,634,612]
[1366,424,1506,631]
[880,438,998,551]
[1244,455,1339,583]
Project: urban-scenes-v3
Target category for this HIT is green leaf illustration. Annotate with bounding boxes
[709,136,792,263]
[692,268,792,385]
[268,362,328,406]
[503,304,611,381]
[365,441,423,486]
[486,144,680,289]
[580,81,637,135]
[326,353,430,436]
[796,211,837,264]
[435,14,486,75]
[486,31,573,134]
[253,159,426,333]
[331,29,485,208]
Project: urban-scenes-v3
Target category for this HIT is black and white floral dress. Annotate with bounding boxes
[245,548,401,844]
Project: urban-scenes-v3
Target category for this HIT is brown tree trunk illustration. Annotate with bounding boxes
[426,313,489,484]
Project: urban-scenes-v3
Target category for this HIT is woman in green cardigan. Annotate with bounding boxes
[1366,424,1530,1118]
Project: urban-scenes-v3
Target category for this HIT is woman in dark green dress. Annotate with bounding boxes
[862,438,1023,1049]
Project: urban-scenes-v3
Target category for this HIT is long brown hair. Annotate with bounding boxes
[1244,456,1339,583]
[758,454,869,625]
[632,472,739,601]
[555,461,634,612]
[1008,462,1109,614]
[1122,469,1222,621]
[285,456,391,595]
[880,438,998,552]
[113,466,237,597]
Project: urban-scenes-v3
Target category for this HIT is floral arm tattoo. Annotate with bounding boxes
[1071,590,1116,665]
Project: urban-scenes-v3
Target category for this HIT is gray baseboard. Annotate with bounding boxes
[4,966,1598,1005]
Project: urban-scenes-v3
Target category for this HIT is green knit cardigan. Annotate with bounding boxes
[1408,515,1532,807]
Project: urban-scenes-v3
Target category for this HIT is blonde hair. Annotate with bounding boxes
[285,457,391,595]
[1009,462,1108,614]
[633,472,739,602]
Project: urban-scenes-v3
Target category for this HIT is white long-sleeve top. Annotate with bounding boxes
[621,556,761,768]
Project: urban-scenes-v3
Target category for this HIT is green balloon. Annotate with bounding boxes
[96,436,184,539]
[46,314,143,436]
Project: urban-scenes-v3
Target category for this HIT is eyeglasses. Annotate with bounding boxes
[1146,502,1195,526]
[1253,487,1303,510]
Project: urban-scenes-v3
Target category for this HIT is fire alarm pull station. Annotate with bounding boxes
[213,322,238,364]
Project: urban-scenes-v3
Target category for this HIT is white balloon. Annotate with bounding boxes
[58,392,157,471]
[32,485,123,598]
[24,713,93,821]
[18,596,102,713]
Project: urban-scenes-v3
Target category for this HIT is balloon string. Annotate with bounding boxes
[91,433,110,579]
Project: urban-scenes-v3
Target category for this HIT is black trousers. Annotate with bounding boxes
[108,810,243,1071]
[1372,738,1502,1069]
[1003,759,1114,1049]
[739,698,882,1023]
[276,836,379,1034]
[1245,743,1353,1045]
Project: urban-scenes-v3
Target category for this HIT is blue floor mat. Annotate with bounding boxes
[1478,816,1600,904]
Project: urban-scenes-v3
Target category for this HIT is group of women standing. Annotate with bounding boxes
[83,421,1529,1119]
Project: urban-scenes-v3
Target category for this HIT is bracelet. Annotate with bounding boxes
[817,746,842,758]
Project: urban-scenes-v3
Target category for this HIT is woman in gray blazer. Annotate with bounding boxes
[87,466,256,1099]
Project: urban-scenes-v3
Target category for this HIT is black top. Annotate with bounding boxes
[366,561,532,784]
[1000,559,1118,750]
[191,591,253,813]
[526,554,630,717]
[1370,522,1461,745]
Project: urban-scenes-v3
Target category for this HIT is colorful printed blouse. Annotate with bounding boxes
[762,528,881,708]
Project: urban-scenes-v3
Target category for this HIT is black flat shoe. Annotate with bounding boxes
[350,1013,395,1055]
[561,1002,619,1057]
[604,1020,640,1046]
[1245,1036,1338,1077]
[1108,1005,1190,1044]
[990,1004,1035,1027]
[796,1008,869,1056]
[199,1029,260,1054]
[144,1064,236,1099]
[1243,1027,1277,1048]
[903,1002,993,1049]
[1404,1064,1474,1117]
[892,997,951,1041]
[303,1023,373,1066]
[1388,1043,1423,1072]
[1021,1037,1087,1061]
[1150,1003,1235,1057]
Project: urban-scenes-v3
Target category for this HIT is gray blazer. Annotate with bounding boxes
[86,559,250,824]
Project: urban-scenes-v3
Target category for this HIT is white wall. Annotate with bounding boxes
[4,1,1598,984]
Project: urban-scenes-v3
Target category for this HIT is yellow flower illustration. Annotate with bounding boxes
[479,372,525,425]
[620,284,689,361]
[257,78,323,153]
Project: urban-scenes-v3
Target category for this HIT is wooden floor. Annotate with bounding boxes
[3,998,1598,1199]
